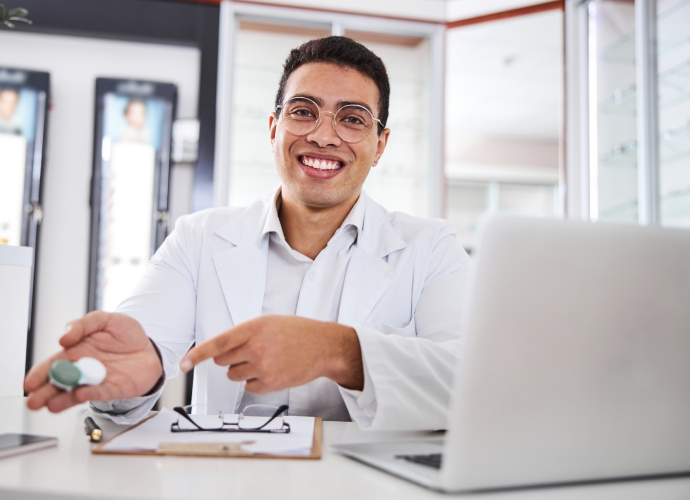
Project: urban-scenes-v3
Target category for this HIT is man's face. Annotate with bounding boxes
[0,90,19,120]
[270,62,390,209]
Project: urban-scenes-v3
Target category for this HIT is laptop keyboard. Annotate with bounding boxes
[395,453,443,469]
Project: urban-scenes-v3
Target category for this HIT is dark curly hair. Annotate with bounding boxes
[275,36,390,135]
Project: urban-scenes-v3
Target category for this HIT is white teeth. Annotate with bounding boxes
[302,156,341,170]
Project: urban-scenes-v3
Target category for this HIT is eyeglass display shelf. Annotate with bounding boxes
[599,121,690,167]
[599,0,690,64]
[598,59,690,116]
[599,186,690,223]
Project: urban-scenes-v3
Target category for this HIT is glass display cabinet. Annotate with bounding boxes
[569,0,690,228]
[657,0,690,228]
[586,0,638,222]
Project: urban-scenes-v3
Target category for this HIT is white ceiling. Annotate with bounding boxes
[445,9,563,145]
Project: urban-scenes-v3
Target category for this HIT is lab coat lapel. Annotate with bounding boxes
[212,195,272,326]
[338,193,407,327]
[213,240,268,326]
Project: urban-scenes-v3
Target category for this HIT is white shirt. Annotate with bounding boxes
[92,188,473,430]
[240,190,367,421]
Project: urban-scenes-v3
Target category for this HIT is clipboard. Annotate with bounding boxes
[92,415,322,460]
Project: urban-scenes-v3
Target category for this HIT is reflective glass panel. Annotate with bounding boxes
[588,0,638,222]
[658,0,690,228]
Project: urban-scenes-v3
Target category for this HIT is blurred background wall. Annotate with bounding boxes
[2,0,686,409]
[0,28,200,375]
[0,0,569,409]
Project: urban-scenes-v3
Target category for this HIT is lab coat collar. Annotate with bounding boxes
[358,191,407,258]
[212,186,408,329]
[260,187,286,243]
[213,186,406,258]
[213,186,279,248]
[260,187,367,255]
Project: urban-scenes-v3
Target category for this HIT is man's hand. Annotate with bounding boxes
[180,315,364,394]
[24,312,163,413]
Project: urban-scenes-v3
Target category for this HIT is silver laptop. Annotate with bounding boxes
[333,215,690,493]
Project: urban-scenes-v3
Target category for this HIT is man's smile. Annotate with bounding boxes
[299,154,344,171]
[296,152,349,180]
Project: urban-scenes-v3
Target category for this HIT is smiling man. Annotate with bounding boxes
[24,37,473,430]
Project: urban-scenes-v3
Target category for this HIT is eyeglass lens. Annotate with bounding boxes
[175,405,225,430]
[280,98,374,143]
[238,404,286,430]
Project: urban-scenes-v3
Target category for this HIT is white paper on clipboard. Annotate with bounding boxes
[102,407,315,456]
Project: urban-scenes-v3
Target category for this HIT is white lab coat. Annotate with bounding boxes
[111,189,473,430]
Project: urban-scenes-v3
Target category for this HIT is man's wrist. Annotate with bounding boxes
[323,324,364,391]
[143,338,165,396]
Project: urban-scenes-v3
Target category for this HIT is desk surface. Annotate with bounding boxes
[1,396,689,500]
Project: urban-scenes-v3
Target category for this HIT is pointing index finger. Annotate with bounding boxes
[181,325,250,372]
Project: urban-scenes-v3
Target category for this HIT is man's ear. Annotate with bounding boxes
[375,127,391,160]
[269,112,277,152]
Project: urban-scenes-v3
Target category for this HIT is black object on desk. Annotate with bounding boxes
[84,417,102,442]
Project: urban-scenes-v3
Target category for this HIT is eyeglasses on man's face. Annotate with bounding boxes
[276,96,383,144]
[171,404,291,434]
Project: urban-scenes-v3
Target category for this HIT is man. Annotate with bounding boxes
[25,37,472,430]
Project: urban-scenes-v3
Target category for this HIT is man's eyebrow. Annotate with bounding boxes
[284,95,376,115]
[335,100,375,115]
[285,94,324,106]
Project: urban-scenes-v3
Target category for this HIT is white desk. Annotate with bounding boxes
[1,396,689,500]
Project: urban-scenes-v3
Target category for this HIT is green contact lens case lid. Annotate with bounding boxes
[49,358,107,391]
[49,360,81,391]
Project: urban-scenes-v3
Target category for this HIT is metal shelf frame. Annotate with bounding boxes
[565,0,671,226]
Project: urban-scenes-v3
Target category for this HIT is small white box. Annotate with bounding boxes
[0,245,33,398]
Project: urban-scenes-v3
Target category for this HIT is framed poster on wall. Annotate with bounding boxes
[88,78,177,312]
[0,66,50,373]
[0,66,49,248]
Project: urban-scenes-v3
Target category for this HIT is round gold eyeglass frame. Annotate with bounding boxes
[276,96,384,144]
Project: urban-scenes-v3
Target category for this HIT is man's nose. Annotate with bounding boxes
[306,111,341,148]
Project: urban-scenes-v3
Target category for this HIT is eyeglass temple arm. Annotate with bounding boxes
[254,404,289,430]
[173,406,204,430]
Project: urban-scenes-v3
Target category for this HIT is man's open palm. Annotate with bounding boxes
[24,311,163,413]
